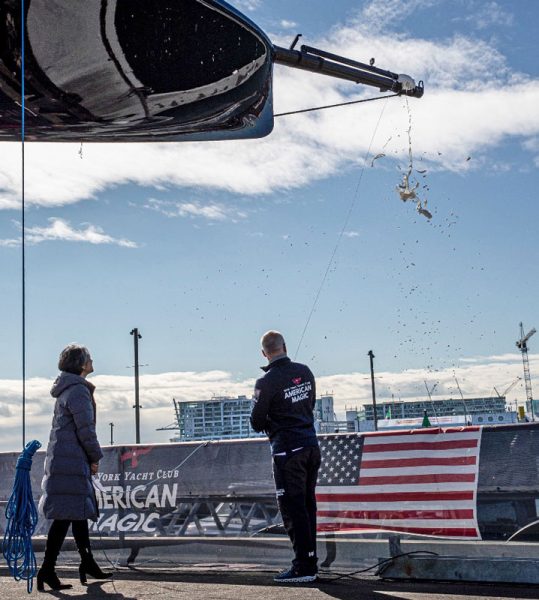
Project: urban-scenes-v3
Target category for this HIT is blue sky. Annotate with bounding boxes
[1,0,538,450]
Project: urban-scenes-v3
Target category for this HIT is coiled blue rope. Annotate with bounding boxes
[2,440,41,593]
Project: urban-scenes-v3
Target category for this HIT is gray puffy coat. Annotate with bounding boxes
[39,372,103,521]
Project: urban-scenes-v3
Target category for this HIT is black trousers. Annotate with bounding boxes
[272,446,321,572]
[43,519,90,566]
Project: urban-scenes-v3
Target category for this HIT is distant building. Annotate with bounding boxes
[160,394,518,441]
[166,394,338,442]
[354,412,517,431]
[362,396,508,422]
[526,399,539,418]
[315,395,353,434]
[168,396,258,442]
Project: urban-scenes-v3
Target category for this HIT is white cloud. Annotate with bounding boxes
[459,1,514,30]
[144,198,247,222]
[280,20,297,30]
[0,353,536,452]
[0,403,12,417]
[231,0,261,12]
[523,136,539,166]
[358,0,512,33]
[358,0,438,33]
[523,137,539,152]
[459,353,523,364]
[0,5,537,211]
[0,370,255,451]
[0,218,138,248]
[343,230,359,238]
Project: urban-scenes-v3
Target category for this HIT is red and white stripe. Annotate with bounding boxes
[317,427,482,539]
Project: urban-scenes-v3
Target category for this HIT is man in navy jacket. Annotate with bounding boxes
[251,331,321,583]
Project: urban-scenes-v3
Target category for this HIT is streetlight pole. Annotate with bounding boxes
[368,350,378,431]
[109,422,114,445]
[130,328,142,444]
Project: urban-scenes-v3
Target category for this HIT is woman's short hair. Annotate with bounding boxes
[58,344,91,375]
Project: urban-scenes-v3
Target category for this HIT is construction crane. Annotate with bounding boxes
[423,380,440,424]
[453,375,469,424]
[516,322,536,421]
[493,377,522,400]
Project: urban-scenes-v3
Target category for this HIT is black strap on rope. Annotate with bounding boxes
[21,0,26,448]
[274,92,399,118]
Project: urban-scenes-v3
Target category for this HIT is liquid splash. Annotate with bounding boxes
[395,98,432,220]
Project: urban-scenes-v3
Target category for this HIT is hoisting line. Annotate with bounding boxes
[294,97,390,359]
[21,0,27,448]
[274,92,399,118]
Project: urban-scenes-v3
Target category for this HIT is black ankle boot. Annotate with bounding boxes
[78,548,112,584]
[36,565,73,592]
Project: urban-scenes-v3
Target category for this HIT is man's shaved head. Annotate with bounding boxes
[261,330,286,356]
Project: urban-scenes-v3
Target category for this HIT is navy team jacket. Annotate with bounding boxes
[250,356,318,454]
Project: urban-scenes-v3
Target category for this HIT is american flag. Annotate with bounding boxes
[316,427,482,539]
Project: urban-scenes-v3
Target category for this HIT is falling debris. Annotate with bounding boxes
[371,152,386,167]
[416,201,432,220]
[394,98,434,220]
[396,171,419,201]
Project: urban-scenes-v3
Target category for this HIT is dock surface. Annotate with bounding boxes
[2,563,539,599]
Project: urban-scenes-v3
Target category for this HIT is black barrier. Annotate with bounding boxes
[0,424,538,545]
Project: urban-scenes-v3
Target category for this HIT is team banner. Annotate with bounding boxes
[0,424,538,543]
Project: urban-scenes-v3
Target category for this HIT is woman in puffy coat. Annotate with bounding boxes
[37,344,111,591]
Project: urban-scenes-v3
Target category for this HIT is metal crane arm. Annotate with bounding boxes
[516,326,536,348]
[522,328,537,345]
[503,377,521,397]
[273,45,424,98]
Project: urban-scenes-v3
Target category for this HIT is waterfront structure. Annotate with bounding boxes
[362,396,507,422]
[168,396,256,442]
[162,395,517,442]
[166,394,338,442]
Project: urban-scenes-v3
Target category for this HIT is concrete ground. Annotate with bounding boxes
[2,563,539,600]
[3,538,539,599]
